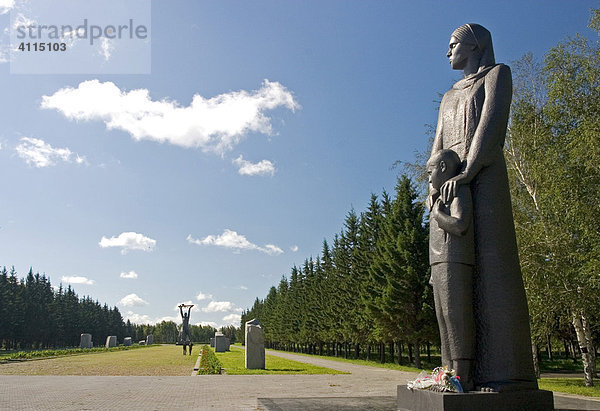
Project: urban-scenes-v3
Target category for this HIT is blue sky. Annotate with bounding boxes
[0,0,597,328]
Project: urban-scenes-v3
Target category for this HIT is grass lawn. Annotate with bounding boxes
[539,378,600,398]
[214,347,346,375]
[0,344,197,376]
[264,347,425,373]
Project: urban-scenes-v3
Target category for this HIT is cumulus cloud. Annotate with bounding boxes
[196,292,213,301]
[41,79,299,155]
[198,321,218,328]
[290,245,299,252]
[15,137,87,168]
[122,311,178,325]
[201,301,242,313]
[99,232,156,254]
[61,276,95,285]
[120,271,138,279]
[239,285,248,290]
[123,311,153,324]
[119,293,148,307]
[233,155,275,176]
[187,230,283,256]
[222,313,242,325]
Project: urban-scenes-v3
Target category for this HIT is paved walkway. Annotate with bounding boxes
[0,348,599,410]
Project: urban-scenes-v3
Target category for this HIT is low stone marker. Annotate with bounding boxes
[214,332,227,352]
[123,337,132,346]
[146,334,154,345]
[245,318,265,369]
[210,337,215,347]
[80,333,93,349]
[105,335,117,348]
[139,340,146,345]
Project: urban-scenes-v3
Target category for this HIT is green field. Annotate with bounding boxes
[0,344,197,375]
[538,378,600,398]
[214,347,346,375]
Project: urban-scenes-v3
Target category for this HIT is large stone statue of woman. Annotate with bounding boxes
[429,23,537,392]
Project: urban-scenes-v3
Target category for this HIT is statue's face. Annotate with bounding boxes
[427,160,445,191]
[447,35,475,70]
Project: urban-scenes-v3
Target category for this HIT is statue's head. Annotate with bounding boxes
[427,149,461,190]
[447,23,495,72]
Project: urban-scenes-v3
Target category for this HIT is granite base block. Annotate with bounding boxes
[397,385,554,411]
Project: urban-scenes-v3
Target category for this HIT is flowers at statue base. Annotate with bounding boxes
[407,366,463,393]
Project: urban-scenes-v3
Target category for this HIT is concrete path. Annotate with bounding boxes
[1,347,599,410]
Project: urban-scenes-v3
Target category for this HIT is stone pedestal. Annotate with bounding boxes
[245,318,265,369]
[397,385,554,411]
[105,335,117,348]
[214,332,227,352]
[146,334,153,345]
[80,333,93,349]
[123,337,132,346]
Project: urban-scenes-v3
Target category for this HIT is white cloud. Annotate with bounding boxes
[239,285,248,290]
[187,230,283,256]
[99,38,114,61]
[196,292,213,301]
[155,315,180,324]
[262,244,284,255]
[290,245,299,252]
[233,155,275,176]
[15,137,87,168]
[41,79,299,155]
[122,311,179,325]
[99,232,156,254]
[61,276,95,285]
[222,313,242,325]
[0,0,15,15]
[202,301,237,313]
[120,271,138,279]
[123,311,153,324]
[119,293,148,307]
[198,321,218,328]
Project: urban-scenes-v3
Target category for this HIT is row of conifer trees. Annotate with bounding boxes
[0,266,126,350]
[240,175,436,367]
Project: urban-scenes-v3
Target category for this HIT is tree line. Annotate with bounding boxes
[0,266,125,349]
[241,10,600,383]
[0,265,232,350]
[505,9,600,385]
[241,176,435,368]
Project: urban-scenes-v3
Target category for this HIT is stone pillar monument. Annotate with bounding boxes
[105,335,117,348]
[80,333,92,349]
[245,318,265,370]
[214,332,227,352]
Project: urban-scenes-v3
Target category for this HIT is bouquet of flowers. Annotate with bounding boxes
[407,366,463,393]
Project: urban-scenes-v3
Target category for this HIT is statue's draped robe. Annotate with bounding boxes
[432,64,537,387]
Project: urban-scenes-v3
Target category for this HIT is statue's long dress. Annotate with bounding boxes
[432,64,537,388]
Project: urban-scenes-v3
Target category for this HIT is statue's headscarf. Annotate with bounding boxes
[451,23,495,69]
